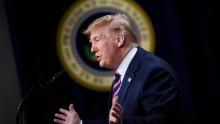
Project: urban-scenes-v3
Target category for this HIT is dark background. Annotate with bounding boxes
[4,0,219,124]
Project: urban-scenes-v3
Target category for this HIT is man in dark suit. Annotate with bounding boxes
[54,13,180,124]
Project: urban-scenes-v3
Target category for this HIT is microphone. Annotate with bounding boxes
[38,70,66,88]
[16,70,66,124]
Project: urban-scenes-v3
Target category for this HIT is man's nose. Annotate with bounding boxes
[91,44,96,53]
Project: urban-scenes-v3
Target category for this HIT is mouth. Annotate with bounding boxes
[96,56,101,61]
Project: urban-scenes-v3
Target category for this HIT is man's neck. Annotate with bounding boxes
[116,47,137,81]
[114,46,134,70]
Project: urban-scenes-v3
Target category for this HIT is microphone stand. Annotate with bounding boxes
[16,70,65,124]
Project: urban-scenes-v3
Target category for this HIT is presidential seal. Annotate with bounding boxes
[56,0,155,92]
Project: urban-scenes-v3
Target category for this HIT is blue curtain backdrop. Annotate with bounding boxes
[4,0,219,124]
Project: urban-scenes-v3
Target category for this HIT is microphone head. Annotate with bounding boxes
[40,70,66,87]
[52,70,66,80]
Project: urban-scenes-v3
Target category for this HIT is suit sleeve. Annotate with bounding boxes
[123,68,179,124]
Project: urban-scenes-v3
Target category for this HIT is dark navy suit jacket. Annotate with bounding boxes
[85,47,180,124]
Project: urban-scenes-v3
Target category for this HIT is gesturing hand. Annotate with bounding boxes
[109,96,123,124]
[54,103,80,124]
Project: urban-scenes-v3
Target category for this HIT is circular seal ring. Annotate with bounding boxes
[57,0,155,92]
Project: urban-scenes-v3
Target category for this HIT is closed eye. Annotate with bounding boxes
[95,38,101,43]
[90,36,102,43]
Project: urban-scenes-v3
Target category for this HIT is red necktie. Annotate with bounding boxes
[112,73,121,98]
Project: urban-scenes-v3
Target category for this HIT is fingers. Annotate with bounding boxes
[112,103,122,115]
[109,97,123,124]
[54,103,81,124]
[59,104,75,115]
[112,96,119,103]
[69,103,74,111]
[59,108,69,115]
[112,97,122,113]
[111,103,122,118]
[54,109,67,124]
[109,109,122,124]
[54,118,65,124]
[111,108,121,119]
[55,113,66,120]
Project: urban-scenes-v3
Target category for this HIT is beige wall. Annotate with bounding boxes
[0,0,21,123]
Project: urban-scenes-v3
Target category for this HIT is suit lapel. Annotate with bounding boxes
[119,72,135,105]
[119,47,141,105]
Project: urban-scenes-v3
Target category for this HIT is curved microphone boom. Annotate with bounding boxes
[16,70,66,124]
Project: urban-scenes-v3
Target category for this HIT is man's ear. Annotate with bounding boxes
[117,33,125,48]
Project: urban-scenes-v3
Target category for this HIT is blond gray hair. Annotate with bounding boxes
[83,13,138,43]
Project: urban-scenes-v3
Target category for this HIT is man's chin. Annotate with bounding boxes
[100,64,115,71]
[99,62,104,68]
[99,62,110,69]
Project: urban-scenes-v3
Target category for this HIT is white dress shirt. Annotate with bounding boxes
[116,47,137,82]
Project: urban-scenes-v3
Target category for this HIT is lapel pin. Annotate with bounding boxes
[128,77,132,82]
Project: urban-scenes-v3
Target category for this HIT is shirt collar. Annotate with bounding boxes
[116,47,137,82]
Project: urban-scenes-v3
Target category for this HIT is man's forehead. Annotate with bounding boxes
[90,32,101,40]
[90,28,104,39]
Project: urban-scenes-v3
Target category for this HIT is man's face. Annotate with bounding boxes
[89,26,118,69]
